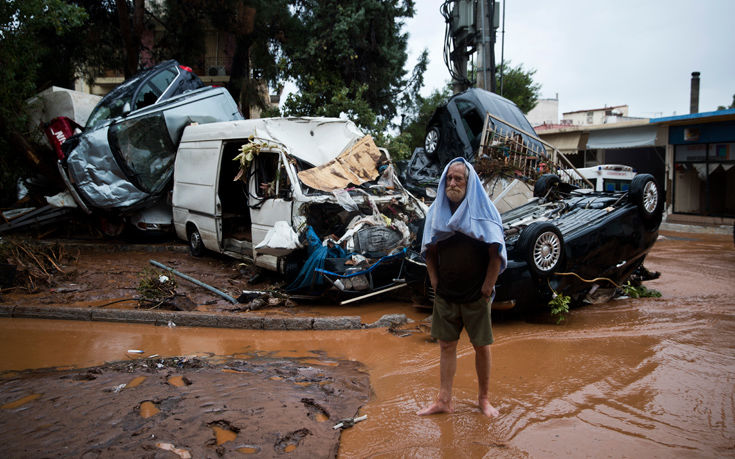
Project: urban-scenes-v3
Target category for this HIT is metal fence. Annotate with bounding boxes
[476,112,593,189]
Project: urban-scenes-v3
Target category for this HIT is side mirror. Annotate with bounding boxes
[122,102,131,115]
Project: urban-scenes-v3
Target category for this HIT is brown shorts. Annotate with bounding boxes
[431,294,493,346]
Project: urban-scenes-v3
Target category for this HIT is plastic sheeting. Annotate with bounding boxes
[286,227,347,292]
[254,221,301,256]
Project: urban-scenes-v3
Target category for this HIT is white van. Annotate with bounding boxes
[570,164,636,192]
[172,117,426,286]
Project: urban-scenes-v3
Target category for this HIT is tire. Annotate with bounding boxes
[189,227,204,257]
[517,222,564,277]
[629,174,663,226]
[424,125,440,156]
[534,174,561,199]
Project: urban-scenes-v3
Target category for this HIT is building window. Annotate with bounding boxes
[586,112,594,124]
[673,142,735,217]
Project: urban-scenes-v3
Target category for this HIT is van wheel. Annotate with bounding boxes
[189,228,204,257]
[517,222,564,277]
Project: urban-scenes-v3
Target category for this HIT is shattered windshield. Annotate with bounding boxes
[108,112,176,194]
[84,64,175,131]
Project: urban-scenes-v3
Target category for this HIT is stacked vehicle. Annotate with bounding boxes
[403,88,664,310]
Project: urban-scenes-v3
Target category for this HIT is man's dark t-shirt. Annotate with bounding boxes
[436,232,490,303]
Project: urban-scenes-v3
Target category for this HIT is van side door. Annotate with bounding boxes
[247,151,294,271]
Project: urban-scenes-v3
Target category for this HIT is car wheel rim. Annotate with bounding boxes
[191,232,201,249]
[533,231,561,271]
[643,181,658,213]
[425,129,438,153]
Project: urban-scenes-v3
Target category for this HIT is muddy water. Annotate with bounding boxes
[1,232,734,457]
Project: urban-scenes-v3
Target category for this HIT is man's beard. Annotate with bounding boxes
[446,187,465,204]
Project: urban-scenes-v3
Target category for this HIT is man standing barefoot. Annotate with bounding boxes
[417,158,506,418]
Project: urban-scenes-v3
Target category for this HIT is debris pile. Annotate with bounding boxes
[136,267,178,309]
[0,238,75,292]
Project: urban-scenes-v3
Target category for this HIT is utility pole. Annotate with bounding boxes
[443,0,500,93]
[476,0,498,92]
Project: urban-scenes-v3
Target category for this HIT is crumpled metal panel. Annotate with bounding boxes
[180,117,365,167]
[66,127,149,209]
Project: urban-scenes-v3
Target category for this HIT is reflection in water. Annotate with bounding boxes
[0,233,733,456]
[1,393,42,410]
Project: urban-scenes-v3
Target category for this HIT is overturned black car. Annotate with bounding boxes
[407,171,663,311]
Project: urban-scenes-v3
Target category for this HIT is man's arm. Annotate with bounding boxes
[481,243,502,299]
[425,244,439,291]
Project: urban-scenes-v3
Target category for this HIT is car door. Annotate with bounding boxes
[247,150,294,269]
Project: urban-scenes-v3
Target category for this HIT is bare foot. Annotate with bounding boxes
[417,399,454,416]
[478,398,499,417]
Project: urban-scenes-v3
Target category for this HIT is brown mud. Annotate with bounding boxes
[0,231,734,457]
[0,355,368,457]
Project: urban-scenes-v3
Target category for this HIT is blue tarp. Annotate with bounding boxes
[286,226,347,292]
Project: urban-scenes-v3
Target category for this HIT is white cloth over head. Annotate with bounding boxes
[421,157,507,273]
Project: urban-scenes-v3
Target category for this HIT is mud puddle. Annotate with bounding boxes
[0,231,734,457]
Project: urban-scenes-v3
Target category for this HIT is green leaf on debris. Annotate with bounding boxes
[622,282,662,299]
[549,293,571,324]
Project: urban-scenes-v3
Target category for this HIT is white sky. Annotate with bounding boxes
[404,0,735,118]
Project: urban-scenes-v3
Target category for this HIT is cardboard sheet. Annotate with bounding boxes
[297,135,382,192]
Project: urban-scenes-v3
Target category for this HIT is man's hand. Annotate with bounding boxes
[425,244,439,291]
[482,244,502,300]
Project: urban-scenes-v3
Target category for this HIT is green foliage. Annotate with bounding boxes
[496,61,542,114]
[622,282,662,299]
[387,84,452,159]
[0,0,87,206]
[716,94,735,111]
[549,292,571,324]
[282,0,423,134]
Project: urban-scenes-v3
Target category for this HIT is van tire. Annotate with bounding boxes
[189,228,204,257]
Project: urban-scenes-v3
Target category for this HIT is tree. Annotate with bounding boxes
[496,61,541,114]
[0,0,87,206]
[281,0,425,135]
[717,94,735,111]
[152,0,296,118]
[386,83,451,159]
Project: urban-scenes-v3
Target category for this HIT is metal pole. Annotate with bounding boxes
[500,0,506,96]
[149,259,238,304]
[479,0,488,90]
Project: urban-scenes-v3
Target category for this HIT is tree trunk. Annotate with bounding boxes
[228,35,253,119]
[116,0,145,77]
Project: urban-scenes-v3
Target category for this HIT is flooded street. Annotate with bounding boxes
[1,231,734,457]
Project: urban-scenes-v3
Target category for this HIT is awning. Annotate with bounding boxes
[539,132,584,155]
[586,126,658,149]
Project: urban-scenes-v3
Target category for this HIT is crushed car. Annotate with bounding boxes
[56,60,243,232]
[402,88,663,311]
[401,87,546,200]
[487,171,663,310]
[172,117,428,301]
